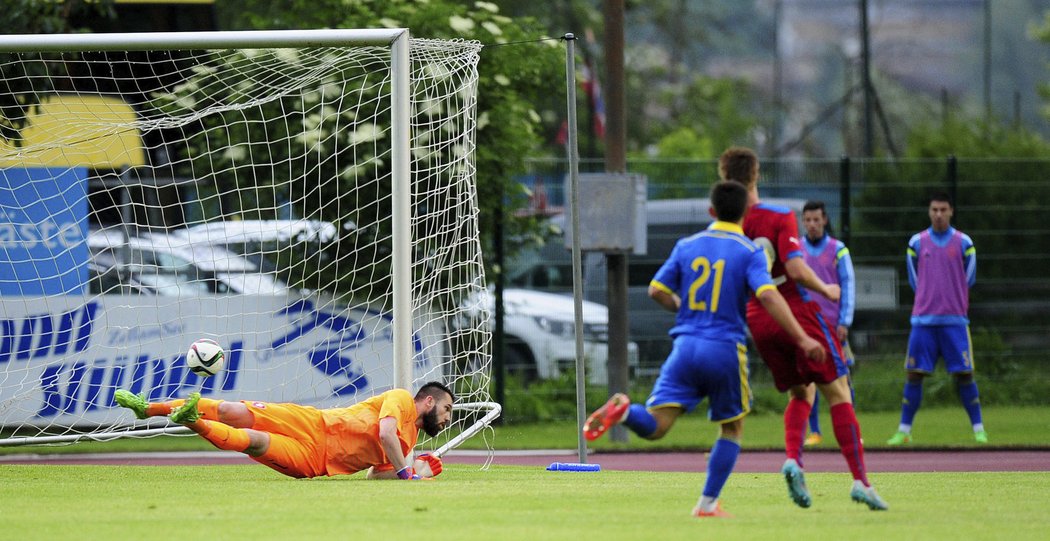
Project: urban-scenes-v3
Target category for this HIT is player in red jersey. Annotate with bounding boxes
[719,147,887,511]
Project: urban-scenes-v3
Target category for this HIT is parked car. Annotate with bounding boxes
[86,229,291,296]
[457,287,639,385]
[506,197,807,373]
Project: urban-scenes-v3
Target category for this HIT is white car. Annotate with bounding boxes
[461,287,639,385]
[170,219,338,246]
[87,229,290,296]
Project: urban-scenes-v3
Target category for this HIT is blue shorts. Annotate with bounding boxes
[842,339,855,367]
[905,325,973,374]
[646,336,751,423]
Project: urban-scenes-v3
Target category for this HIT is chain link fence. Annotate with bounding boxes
[498,157,1050,421]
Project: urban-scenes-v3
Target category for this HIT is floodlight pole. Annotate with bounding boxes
[564,33,588,465]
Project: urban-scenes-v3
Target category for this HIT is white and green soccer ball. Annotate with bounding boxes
[186,338,225,377]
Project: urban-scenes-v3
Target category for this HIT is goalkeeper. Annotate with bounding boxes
[114,381,452,480]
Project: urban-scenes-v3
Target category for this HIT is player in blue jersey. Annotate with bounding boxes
[888,193,986,445]
[800,201,856,446]
[583,180,826,518]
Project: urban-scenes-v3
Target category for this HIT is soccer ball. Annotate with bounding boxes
[186,338,225,377]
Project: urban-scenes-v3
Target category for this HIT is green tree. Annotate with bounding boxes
[1031,9,1050,122]
[0,0,114,142]
[853,116,1050,309]
[155,0,563,297]
[481,0,771,156]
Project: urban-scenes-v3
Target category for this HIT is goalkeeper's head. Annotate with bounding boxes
[718,146,759,188]
[710,181,749,224]
[415,381,456,437]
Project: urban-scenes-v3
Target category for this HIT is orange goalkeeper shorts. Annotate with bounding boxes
[242,401,327,478]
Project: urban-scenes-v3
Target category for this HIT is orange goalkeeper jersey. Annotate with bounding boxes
[321,388,419,476]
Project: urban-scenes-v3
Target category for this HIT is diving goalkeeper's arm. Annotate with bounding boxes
[365,416,422,480]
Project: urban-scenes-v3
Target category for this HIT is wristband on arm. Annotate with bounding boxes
[396,466,420,480]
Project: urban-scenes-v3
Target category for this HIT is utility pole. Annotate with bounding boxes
[602,0,629,443]
[860,0,874,157]
[773,0,783,156]
[983,0,992,125]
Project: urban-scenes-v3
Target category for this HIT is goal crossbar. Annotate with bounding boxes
[0,29,408,52]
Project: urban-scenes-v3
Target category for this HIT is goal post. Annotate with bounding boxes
[0,29,495,457]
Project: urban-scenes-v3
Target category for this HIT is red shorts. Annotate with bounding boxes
[748,300,849,392]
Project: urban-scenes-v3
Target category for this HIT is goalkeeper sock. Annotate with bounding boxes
[702,437,741,500]
[190,419,251,453]
[196,398,221,421]
[784,398,811,463]
[145,399,184,418]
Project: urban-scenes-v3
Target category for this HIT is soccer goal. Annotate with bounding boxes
[0,29,498,457]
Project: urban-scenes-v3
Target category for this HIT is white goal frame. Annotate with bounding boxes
[0,28,416,390]
[0,29,498,456]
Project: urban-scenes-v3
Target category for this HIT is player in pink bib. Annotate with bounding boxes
[887,193,986,445]
[800,201,856,447]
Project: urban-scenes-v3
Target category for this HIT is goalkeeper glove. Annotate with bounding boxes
[396,466,421,480]
[416,453,443,477]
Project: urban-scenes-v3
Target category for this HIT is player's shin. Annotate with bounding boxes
[830,402,870,486]
[622,404,658,438]
[147,398,220,420]
[145,399,184,417]
[956,380,983,427]
[900,380,924,427]
[700,437,741,508]
[195,398,221,421]
[189,419,251,453]
[784,398,811,462]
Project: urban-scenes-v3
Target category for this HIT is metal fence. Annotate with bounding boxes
[517,156,1050,372]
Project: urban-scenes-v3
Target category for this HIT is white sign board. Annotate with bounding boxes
[0,295,444,427]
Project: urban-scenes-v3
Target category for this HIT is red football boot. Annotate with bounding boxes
[583,393,630,441]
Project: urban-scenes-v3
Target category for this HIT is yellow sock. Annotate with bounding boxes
[192,419,251,453]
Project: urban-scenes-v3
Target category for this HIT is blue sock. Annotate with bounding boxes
[900,380,923,427]
[622,404,657,438]
[702,438,741,498]
[808,392,821,434]
[957,381,983,427]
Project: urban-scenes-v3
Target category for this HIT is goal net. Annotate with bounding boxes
[0,29,496,457]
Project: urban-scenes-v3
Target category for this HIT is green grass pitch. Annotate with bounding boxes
[2,464,1048,540]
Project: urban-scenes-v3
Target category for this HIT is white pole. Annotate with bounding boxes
[564,34,588,465]
[391,30,414,392]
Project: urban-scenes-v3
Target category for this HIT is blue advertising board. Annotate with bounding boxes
[0,167,89,295]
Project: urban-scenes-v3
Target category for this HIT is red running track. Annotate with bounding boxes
[1,449,1049,472]
[446,449,1050,473]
